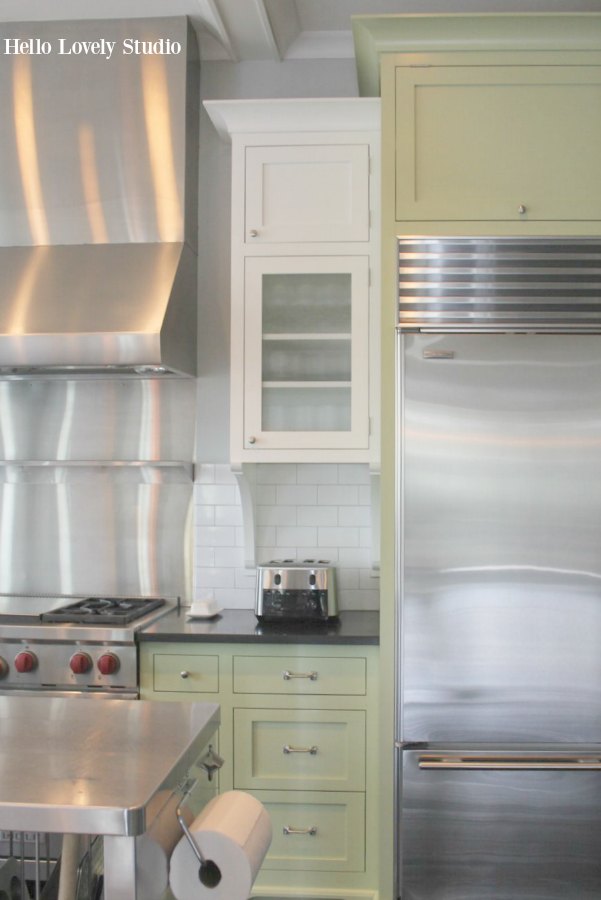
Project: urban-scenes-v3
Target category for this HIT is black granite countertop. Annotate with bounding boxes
[138,607,379,645]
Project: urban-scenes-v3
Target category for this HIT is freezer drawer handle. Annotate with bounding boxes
[283,744,318,755]
[418,755,601,770]
[283,825,318,836]
[282,670,318,681]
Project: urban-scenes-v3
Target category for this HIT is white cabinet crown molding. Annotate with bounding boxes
[203,97,380,142]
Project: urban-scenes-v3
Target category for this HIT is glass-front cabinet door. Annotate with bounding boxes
[243,256,370,451]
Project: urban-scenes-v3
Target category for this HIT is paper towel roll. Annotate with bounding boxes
[169,790,272,900]
[135,790,194,900]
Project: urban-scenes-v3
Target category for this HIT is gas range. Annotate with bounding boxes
[0,593,174,697]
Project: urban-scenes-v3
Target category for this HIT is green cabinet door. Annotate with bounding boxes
[395,63,601,223]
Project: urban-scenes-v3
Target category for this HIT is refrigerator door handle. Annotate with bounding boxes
[418,754,601,770]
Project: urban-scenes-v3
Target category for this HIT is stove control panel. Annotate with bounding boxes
[0,641,136,692]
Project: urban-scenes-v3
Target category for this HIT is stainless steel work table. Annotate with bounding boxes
[0,696,220,899]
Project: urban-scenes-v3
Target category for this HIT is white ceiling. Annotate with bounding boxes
[0,0,600,61]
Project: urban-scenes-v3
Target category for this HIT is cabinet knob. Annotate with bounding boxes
[247,436,257,445]
[518,204,527,215]
[180,670,189,679]
[249,229,259,237]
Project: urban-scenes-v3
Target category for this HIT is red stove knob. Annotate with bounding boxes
[14,651,38,673]
[0,657,8,679]
[97,653,120,676]
[70,652,93,675]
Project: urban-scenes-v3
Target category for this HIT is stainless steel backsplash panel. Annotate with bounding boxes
[0,378,195,597]
[0,378,195,460]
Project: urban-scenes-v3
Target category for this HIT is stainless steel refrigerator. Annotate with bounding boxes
[395,238,601,899]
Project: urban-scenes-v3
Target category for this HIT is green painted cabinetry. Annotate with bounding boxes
[394,54,601,229]
[139,641,379,900]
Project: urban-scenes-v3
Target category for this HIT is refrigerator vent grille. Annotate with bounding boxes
[398,237,601,332]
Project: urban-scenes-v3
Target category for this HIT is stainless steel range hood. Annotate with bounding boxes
[0,17,199,376]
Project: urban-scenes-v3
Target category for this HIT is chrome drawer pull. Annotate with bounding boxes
[418,755,601,770]
[283,744,318,755]
[180,671,189,679]
[282,670,318,681]
[282,825,317,836]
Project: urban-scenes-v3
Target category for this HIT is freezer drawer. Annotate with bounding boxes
[400,747,601,899]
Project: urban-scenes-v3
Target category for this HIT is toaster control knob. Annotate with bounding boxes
[70,652,93,675]
[97,653,120,676]
[0,657,8,679]
[15,650,38,673]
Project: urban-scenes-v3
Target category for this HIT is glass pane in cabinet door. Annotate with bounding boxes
[262,387,351,432]
[262,273,352,334]
[262,339,351,382]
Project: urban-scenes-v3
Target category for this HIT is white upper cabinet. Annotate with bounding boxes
[244,143,370,244]
[204,98,380,464]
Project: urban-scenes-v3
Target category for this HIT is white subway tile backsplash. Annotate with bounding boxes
[197,484,238,506]
[276,484,318,506]
[215,504,243,526]
[338,547,373,568]
[318,526,360,547]
[214,546,244,568]
[256,464,297,484]
[254,485,277,505]
[338,505,371,527]
[196,567,236,589]
[193,463,378,611]
[257,505,297,526]
[358,485,372,505]
[297,506,338,527]
[276,526,318,547]
[297,464,339,485]
[337,464,371,485]
[317,485,359,506]
[335,567,360,588]
[197,525,236,548]
[195,505,215,526]
[255,526,277,547]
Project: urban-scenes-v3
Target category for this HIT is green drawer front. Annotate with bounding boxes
[253,790,365,872]
[233,656,366,695]
[234,708,366,792]
[152,653,219,693]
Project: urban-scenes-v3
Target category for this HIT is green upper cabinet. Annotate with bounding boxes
[394,56,601,227]
[353,13,601,234]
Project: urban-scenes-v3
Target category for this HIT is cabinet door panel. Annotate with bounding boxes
[396,65,601,222]
[252,790,365,872]
[245,144,370,243]
[243,256,370,450]
[152,653,219,693]
[233,655,367,695]
[233,708,366,791]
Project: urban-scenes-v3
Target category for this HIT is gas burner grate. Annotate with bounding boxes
[40,597,166,625]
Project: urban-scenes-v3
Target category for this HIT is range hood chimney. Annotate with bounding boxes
[0,17,198,376]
